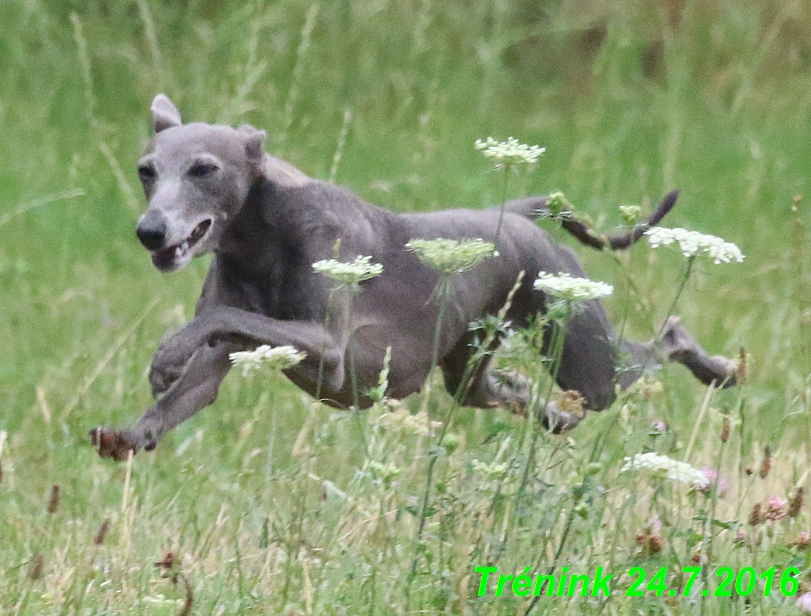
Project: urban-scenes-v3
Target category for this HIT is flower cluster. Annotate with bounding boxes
[546,191,572,218]
[534,272,614,302]
[636,517,663,555]
[797,592,811,613]
[470,459,509,480]
[229,345,306,376]
[474,137,545,170]
[377,406,442,437]
[406,238,495,276]
[765,495,789,521]
[621,452,710,489]
[698,466,728,496]
[645,227,745,264]
[312,255,384,285]
[366,460,402,483]
[618,205,642,226]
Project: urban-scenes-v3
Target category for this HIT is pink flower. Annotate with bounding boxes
[796,592,811,612]
[766,495,789,521]
[699,467,728,496]
[791,531,811,549]
[650,420,667,434]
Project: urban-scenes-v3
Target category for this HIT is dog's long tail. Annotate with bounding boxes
[505,190,680,251]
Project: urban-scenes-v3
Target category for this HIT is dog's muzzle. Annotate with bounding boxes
[136,216,169,251]
[137,214,213,272]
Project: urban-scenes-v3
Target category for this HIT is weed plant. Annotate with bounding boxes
[2,0,811,613]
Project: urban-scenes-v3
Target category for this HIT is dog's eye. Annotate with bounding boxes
[188,163,219,178]
[138,164,156,181]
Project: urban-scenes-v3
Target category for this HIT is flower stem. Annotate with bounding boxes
[315,288,337,401]
[659,255,695,335]
[492,167,509,253]
[348,288,359,409]
[406,276,452,607]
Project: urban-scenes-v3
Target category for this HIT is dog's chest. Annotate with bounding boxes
[215,246,324,323]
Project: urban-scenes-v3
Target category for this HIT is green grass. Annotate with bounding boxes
[2,0,811,613]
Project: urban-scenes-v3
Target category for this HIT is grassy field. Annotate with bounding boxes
[2,0,811,613]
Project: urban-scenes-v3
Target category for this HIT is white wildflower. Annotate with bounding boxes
[229,345,306,376]
[406,238,495,276]
[312,255,384,285]
[534,272,614,301]
[645,227,745,264]
[621,452,710,489]
[471,459,509,480]
[475,137,545,170]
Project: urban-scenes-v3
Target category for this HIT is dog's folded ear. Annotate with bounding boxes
[151,94,183,133]
[238,124,267,176]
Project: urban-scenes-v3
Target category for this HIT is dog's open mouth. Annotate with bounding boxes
[152,219,212,270]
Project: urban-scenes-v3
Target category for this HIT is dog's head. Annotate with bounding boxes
[135,94,267,272]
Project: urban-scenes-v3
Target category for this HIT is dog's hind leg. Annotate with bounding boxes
[440,335,583,433]
[660,316,737,387]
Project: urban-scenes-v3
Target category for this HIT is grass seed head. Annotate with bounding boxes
[789,487,805,518]
[759,444,772,478]
[28,553,44,580]
[94,518,111,545]
[720,416,730,443]
[47,485,60,514]
[749,503,763,526]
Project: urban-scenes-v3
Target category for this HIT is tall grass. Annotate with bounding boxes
[1,0,811,613]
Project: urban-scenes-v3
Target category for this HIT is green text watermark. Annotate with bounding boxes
[474,565,801,598]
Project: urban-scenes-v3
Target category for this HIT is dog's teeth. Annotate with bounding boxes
[181,241,189,253]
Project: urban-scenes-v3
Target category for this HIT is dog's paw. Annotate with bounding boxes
[542,407,583,434]
[89,426,138,461]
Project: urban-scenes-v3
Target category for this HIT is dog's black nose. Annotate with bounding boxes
[136,218,168,250]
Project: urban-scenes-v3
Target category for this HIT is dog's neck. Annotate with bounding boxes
[262,154,310,187]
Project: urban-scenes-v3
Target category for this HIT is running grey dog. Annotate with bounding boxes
[90,94,736,460]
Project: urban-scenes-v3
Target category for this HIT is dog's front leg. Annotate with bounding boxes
[197,306,348,392]
[91,308,347,460]
[91,339,235,460]
[150,307,348,398]
[149,322,209,398]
